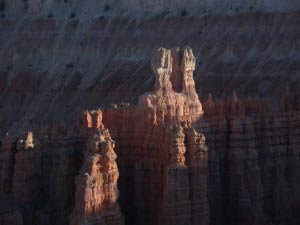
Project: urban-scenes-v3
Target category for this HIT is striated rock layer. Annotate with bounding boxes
[0,46,300,225]
[1,12,300,135]
[0,123,90,225]
[101,47,209,225]
[196,91,300,225]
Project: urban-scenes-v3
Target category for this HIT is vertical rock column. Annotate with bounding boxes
[194,117,226,225]
[70,110,123,225]
[13,131,42,206]
[180,47,203,122]
[138,47,203,125]
[257,115,290,223]
[286,113,300,223]
[185,127,210,225]
[227,118,264,225]
[159,125,191,225]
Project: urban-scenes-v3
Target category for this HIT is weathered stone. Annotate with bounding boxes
[0,46,300,225]
[138,47,203,125]
[70,111,123,225]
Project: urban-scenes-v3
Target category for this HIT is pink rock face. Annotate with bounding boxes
[80,110,104,129]
[71,110,123,225]
[100,47,210,225]
[138,47,203,125]
[0,45,300,225]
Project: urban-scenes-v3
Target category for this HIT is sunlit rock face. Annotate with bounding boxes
[0,43,300,225]
[0,47,210,225]
[70,110,124,225]
[101,47,209,225]
[138,47,203,124]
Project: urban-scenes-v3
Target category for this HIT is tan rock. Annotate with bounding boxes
[138,47,203,125]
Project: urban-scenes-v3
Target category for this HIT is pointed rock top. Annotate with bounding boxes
[181,46,196,73]
[80,109,103,129]
[231,90,239,103]
[17,131,37,150]
[151,47,172,75]
[24,131,34,149]
[208,93,213,102]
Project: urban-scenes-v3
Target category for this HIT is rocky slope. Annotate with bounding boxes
[1,6,300,136]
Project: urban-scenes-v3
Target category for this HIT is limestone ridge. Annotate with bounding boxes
[71,109,124,225]
[138,47,203,125]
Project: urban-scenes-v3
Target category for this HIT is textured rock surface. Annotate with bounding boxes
[194,109,300,225]
[0,44,300,225]
[101,47,209,225]
[138,47,203,124]
[1,11,300,136]
[70,110,123,225]
[0,126,86,225]
[13,131,42,206]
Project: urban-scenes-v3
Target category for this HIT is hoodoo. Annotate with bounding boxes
[138,47,204,125]
[71,110,123,225]
[0,46,300,225]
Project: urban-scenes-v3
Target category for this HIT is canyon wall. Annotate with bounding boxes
[0,126,86,225]
[196,92,300,225]
[1,11,300,137]
[0,45,300,225]
[0,47,211,225]
[101,47,209,225]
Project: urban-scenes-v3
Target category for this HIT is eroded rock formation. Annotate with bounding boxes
[101,47,209,225]
[70,110,123,225]
[0,46,300,225]
[196,91,300,225]
[138,47,203,124]
[13,131,42,206]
